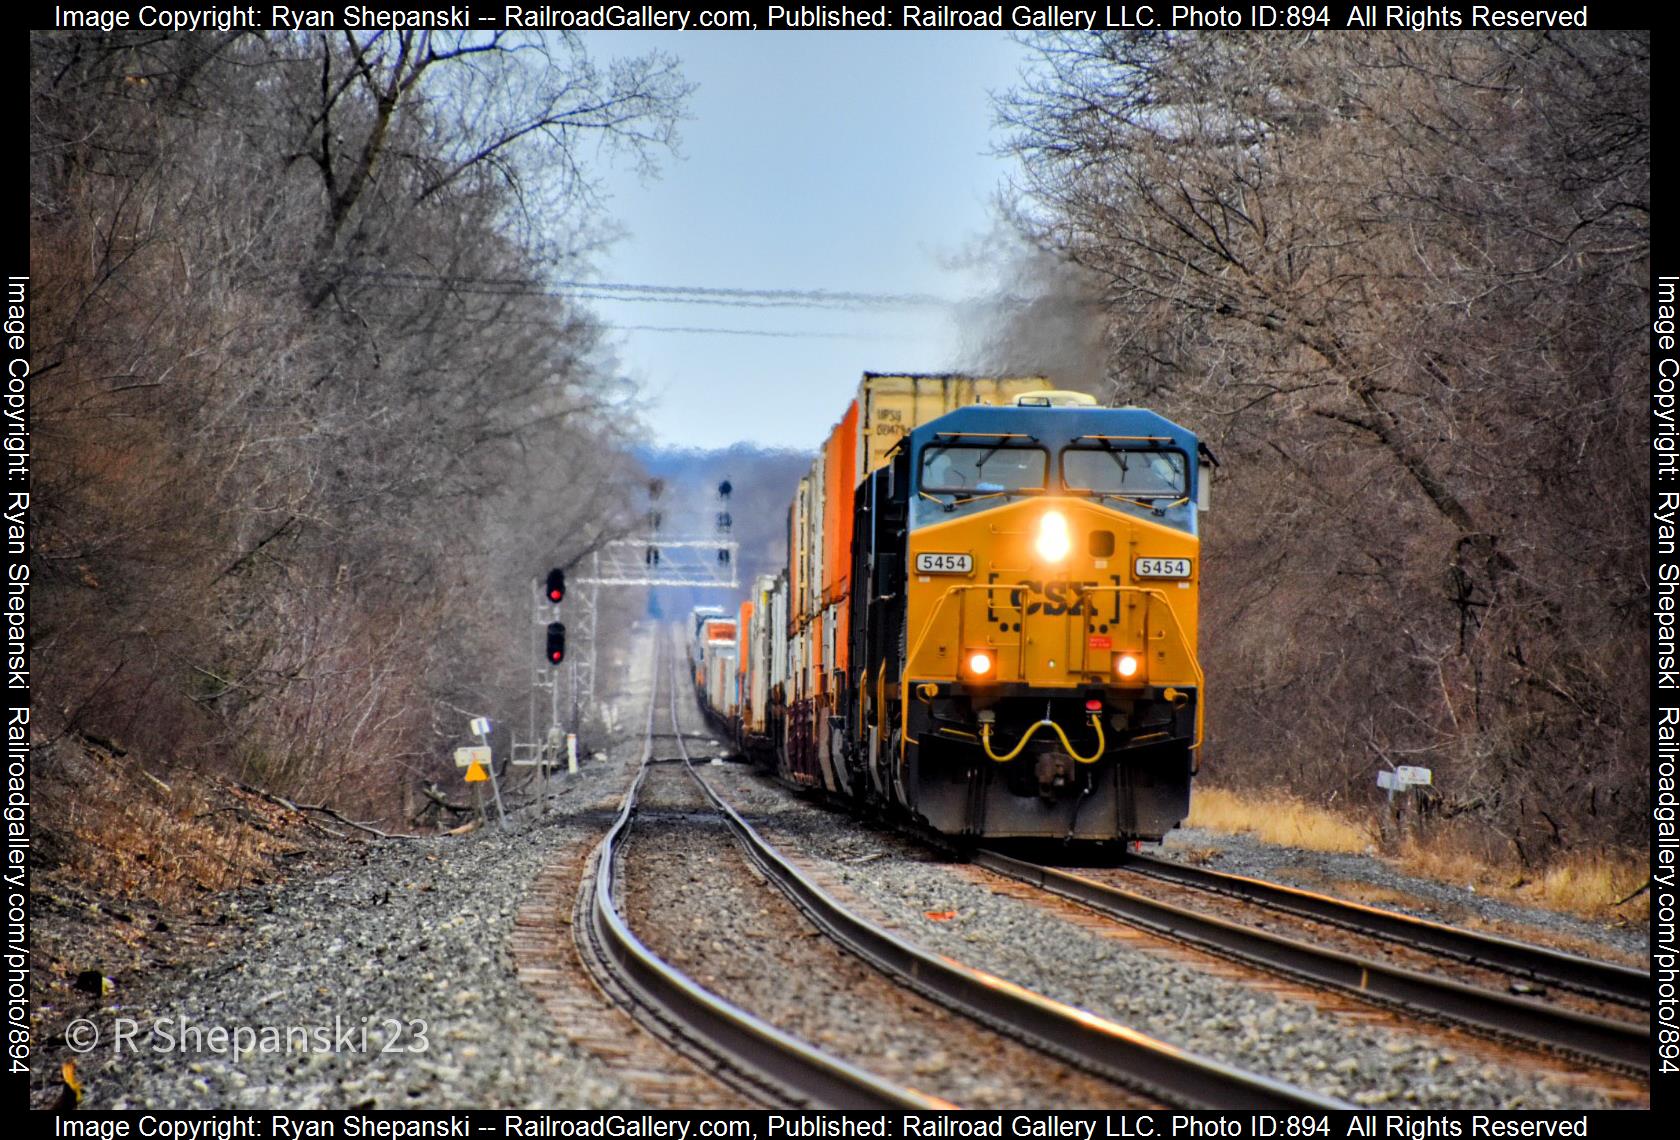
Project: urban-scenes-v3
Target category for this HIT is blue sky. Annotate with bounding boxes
[577,32,1037,451]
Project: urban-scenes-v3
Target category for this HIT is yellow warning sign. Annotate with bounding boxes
[464,761,490,783]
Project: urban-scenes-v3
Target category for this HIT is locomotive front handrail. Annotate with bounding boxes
[902,582,1205,754]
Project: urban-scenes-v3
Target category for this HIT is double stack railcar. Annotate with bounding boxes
[693,615,739,727]
[699,373,1212,845]
[688,605,726,667]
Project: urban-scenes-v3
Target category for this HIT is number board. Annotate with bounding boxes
[915,553,973,574]
[1135,557,1192,579]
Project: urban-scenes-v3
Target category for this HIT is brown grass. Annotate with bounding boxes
[36,741,305,911]
[1187,784,1649,922]
[1186,786,1375,853]
[1395,835,1650,923]
[1536,852,1649,920]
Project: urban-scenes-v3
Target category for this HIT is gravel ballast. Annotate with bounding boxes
[44,623,1646,1111]
[703,766,1643,1110]
[1155,827,1648,965]
[622,763,1154,1108]
[51,634,664,1110]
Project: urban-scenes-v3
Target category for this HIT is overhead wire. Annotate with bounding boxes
[334,267,1086,341]
[340,267,980,339]
[341,267,958,310]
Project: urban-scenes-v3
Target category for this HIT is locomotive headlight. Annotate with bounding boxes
[1114,653,1141,679]
[1035,510,1072,562]
[967,650,994,677]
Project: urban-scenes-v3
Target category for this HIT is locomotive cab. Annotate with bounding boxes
[848,398,1207,843]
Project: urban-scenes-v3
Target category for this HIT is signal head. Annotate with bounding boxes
[545,568,566,603]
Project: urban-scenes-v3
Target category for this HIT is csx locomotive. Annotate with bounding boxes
[697,373,1212,844]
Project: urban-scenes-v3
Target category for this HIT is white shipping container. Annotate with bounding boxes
[771,575,789,698]
[749,575,777,733]
[806,447,825,625]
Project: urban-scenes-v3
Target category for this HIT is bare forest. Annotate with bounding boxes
[987,31,1650,864]
[30,31,690,818]
[29,29,1651,878]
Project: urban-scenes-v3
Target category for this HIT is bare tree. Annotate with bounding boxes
[997,31,1649,859]
[30,29,689,813]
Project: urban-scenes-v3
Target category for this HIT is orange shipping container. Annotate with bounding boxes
[821,400,858,606]
[788,376,1047,678]
[737,598,754,717]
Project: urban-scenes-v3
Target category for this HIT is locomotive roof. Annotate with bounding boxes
[907,402,1199,452]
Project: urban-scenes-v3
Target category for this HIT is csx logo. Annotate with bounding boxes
[1008,579,1099,616]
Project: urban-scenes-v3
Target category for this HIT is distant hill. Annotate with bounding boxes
[634,444,813,618]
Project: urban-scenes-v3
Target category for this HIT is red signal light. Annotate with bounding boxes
[545,568,566,604]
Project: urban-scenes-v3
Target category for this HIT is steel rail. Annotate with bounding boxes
[1120,852,1650,1008]
[672,755,1350,1107]
[973,850,1648,1073]
[573,633,949,1109]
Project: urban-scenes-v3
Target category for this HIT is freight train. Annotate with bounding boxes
[695,373,1212,844]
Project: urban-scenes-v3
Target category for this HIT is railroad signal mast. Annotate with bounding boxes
[524,477,740,759]
[524,568,574,770]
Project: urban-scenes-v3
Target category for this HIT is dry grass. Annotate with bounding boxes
[1186,786,1375,853]
[36,741,304,911]
[1188,784,1649,922]
[29,737,351,1101]
[1395,834,1650,923]
[1537,852,1649,920]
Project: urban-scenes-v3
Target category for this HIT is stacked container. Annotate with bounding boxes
[771,374,1048,784]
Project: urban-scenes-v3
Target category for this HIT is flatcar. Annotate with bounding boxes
[700,373,1212,845]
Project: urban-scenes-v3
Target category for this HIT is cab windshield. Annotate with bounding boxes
[920,444,1048,494]
[1061,447,1187,498]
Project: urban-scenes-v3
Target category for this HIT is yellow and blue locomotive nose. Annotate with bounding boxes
[903,494,1201,697]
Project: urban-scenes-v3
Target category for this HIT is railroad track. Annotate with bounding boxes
[971,851,1649,1074]
[575,632,1366,1108]
[1118,852,1650,1007]
[598,629,1651,1104]
[572,633,943,1108]
[663,667,1350,1109]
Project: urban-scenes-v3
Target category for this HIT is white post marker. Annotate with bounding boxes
[1377,765,1433,804]
[455,746,492,769]
[469,717,508,830]
[566,732,578,775]
[546,723,564,780]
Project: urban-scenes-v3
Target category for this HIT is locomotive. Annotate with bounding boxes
[697,373,1212,844]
